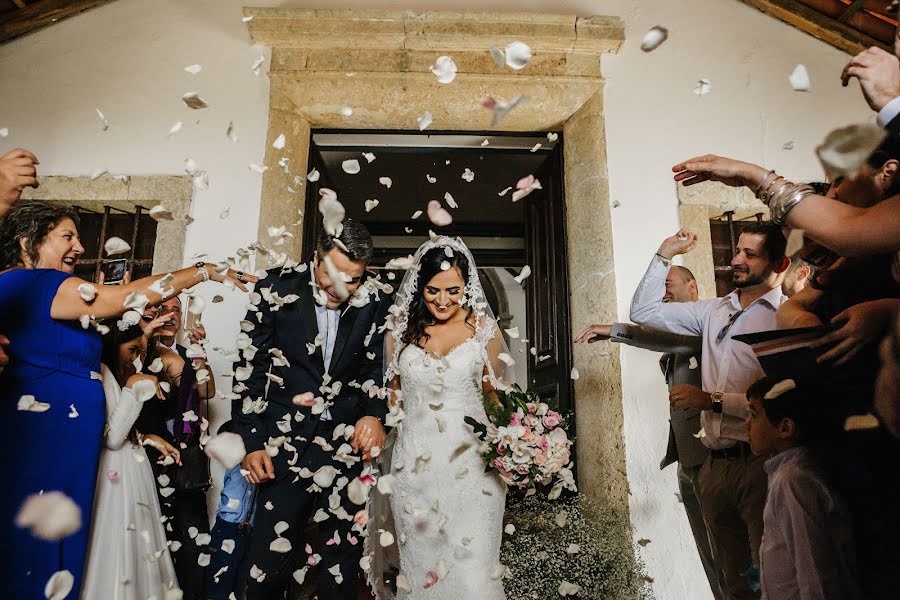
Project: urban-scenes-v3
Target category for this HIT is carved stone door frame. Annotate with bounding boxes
[245,7,629,509]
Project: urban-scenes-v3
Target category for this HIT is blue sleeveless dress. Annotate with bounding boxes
[0,269,105,598]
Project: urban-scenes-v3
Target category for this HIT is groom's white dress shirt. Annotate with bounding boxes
[312,281,344,421]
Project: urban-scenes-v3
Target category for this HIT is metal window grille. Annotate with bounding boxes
[73,205,158,283]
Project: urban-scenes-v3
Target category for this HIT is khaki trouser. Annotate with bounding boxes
[679,463,727,600]
[699,450,767,600]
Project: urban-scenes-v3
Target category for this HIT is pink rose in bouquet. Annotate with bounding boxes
[542,411,562,429]
[465,385,577,496]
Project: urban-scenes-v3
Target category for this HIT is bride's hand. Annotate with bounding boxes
[352,416,386,461]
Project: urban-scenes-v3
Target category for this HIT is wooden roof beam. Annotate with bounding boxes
[0,0,115,45]
[737,0,890,54]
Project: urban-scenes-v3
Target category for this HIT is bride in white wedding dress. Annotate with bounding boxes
[372,236,516,600]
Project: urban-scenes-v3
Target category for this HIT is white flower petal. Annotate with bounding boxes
[187,296,206,315]
[489,46,505,67]
[318,188,345,237]
[204,432,247,469]
[77,283,97,302]
[426,200,452,227]
[17,395,50,413]
[166,121,184,138]
[44,569,74,600]
[443,192,458,208]
[640,26,668,52]
[130,379,158,403]
[378,176,392,188]
[365,199,379,212]
[251,55,266,76]
[341,159,360,174]
[16,491,81,541]
[104,237,131,256]
[570,368,580,381]
[558,580,581,596]
[763,378,796,400]
[504,41,532,70]
[272,133,286,149]
[417,111,433,131]
[693,78,712,96]
[274,520,289,535]
[461,168,475,182]
[181,92,208,109]
[149,205,174,221]
[816,123,885,181]
[429,55,457,84]
[307,168,320,182]
[362,152,376,163]
[513,265,531,284]
[789,64,811,92]
[270,537,292,553]
[313,465,338,488]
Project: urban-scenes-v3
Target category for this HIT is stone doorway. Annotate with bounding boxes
[245,7,628,509]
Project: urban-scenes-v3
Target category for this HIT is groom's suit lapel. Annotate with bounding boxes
[296,272,326,375]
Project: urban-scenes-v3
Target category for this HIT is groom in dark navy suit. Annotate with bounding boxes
[232,219,390,599]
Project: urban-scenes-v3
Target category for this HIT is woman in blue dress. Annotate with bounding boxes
[0,201,256,598]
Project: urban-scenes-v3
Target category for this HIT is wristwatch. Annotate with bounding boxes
[711,391,724,414]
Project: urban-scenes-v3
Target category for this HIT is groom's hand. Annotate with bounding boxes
[351,416,386,461]
[242,449,275,484]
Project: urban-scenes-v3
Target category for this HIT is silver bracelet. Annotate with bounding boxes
[194,261,210,282]
[770,185,815,226]
[754,170,776,198]
[761,181,791,206]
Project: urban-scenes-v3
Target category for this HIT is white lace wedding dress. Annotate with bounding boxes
[390,337,507,600]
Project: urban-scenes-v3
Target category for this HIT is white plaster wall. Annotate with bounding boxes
[489,267,529,386]
[0,0,875,597]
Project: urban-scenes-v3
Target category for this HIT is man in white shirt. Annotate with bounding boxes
[630,223,790,600]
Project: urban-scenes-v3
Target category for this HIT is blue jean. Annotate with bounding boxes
[205,517,253,600]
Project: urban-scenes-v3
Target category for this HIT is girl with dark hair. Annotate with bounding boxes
[0,200,254,597]
[82,320,181,598]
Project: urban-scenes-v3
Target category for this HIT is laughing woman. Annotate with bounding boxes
[0,200,256,598]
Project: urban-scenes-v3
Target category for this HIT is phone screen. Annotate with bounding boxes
[102,259,128,285]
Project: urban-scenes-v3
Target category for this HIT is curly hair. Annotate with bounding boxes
[0,200,80,270]
[400,246,475,350]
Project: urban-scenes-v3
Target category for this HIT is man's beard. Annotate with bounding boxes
[732,270,767,288]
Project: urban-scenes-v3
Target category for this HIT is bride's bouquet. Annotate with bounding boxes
[465,386,577,498]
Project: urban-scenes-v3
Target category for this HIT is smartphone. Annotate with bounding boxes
[185,310,201,331]
[102,258,128,285]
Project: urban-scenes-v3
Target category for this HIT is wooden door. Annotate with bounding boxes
[524,143,574,414]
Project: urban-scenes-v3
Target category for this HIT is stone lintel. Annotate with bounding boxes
[274,71,602,132]
[245,8,622,77]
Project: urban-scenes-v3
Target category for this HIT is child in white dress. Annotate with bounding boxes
[82,323,181,599]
